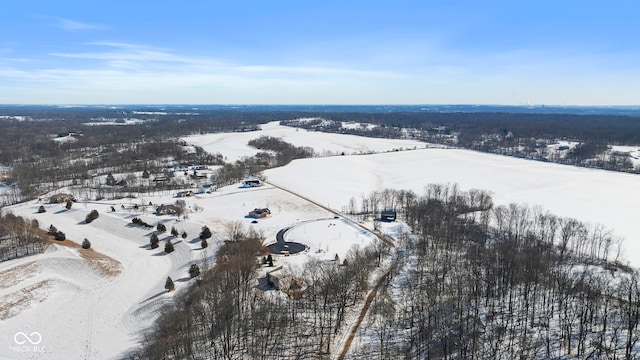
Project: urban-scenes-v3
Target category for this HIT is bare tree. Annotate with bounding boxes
[226,220,245,242]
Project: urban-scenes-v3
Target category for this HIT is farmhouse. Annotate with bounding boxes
[156,204,180,216]
[152,176,166,185]
[199,183,216,193]
[243,178,262,187]
[49,193,75,204]
[248,208,271,219]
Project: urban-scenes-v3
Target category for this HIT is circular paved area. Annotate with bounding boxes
[267,241,307,255]
[266,227,308,255]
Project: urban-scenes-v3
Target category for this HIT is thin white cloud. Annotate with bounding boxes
[0,57,32,63]
[3,41,639,105]
[47,42,400,79]
[51,16,105,31]
[51,42,227,68]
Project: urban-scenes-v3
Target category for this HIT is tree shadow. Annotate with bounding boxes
[175,277,191,283]
[139,290,167,304]
[256,277,277,291]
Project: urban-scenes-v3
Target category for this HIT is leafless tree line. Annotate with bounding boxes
[0,212,46,262]
[138,228,385,359]
[350,184,639,359]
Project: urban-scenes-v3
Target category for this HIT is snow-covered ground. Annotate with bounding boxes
[183,121,427,162]
[3,124,640,359]
[0,183,369,359]
[612,145,640,167]
[264,148,640,267]
[52,135,78,144]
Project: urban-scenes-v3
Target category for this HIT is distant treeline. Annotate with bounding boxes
[288,112,640,146]
[283,112,640,172]
[2,107,639,202]
[2,108,638,166]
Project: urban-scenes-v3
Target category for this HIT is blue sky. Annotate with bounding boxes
[1,1,639,105]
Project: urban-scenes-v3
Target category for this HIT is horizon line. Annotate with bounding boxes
[1,103,640,108]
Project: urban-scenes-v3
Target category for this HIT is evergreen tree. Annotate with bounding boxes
[150,234,160,249]
[164,276,175,292]
[267,254,274,267]
[82,238,91,249]
[189,264,200,278]
[199,226,212,240]
[165,241,174,253]
[142,169,150,179]
[201,238,208,249]
[38,205,46,213]
[106,173,116,186]
[85,209,99,223]
[157,223,166,232]
[171,226,179,237]
[65,200,72,210]
[181,231,187,239]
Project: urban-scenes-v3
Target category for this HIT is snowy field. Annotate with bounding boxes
[183,121,427,162]
[2,124,640,359]
[264,148,640,267]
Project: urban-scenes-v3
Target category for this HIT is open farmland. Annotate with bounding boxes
[264,147,640,267]
[184,121,429,162]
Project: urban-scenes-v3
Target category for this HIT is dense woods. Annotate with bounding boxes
[350,184,638,359]
[285,112,640,146]
[248,136,315,167]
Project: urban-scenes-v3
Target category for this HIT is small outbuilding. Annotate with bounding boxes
[243,178,262,187]
[380,210,397,222]
[176,190,194,198]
